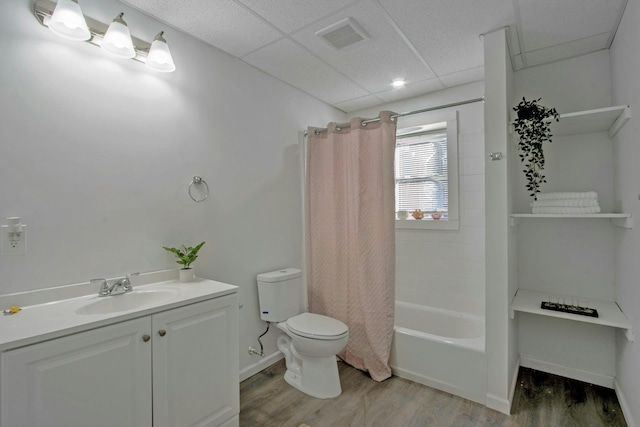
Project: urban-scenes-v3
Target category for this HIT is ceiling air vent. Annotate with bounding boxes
[316,18,369,50]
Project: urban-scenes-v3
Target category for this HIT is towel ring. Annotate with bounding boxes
[188,176,209,202]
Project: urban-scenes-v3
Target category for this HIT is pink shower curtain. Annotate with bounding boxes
[306,111,396,381]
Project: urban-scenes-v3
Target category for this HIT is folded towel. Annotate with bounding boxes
[531,199,600,208]
[536,192,598,201]
[532,206,601,214]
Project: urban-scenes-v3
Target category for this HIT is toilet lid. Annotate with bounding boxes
[286,313,348,339]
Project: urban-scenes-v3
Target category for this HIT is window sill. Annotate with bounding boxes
[395,219,459,230]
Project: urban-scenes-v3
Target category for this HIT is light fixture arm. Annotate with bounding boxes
[112,12,127,26]
[33,0,174,70]
[154,31,167,43]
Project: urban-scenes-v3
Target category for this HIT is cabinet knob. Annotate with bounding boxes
[142,335,151,342]
[158,330,167,337]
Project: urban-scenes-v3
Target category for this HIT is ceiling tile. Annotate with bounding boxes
[235,0,360,34]
[375,78,445,103]
[334,95,386,113]
[439,66,484,88]
[243,39,369,105]
[291,1,434,94]
[517,0,625,51]
[524,32,611,67]
[377,0,514,75]
[121,0,282,57]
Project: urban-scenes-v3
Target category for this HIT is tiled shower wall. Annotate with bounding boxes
[350,83,486,317]
[395,128,485,316]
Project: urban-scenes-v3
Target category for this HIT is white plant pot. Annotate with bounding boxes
[179,268,195,283]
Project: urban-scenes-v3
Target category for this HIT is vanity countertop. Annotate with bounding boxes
[0,270,237,352]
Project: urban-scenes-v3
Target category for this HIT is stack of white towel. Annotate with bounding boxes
[531,192,600,214]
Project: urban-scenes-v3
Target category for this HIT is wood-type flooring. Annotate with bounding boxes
[240,360,627,427]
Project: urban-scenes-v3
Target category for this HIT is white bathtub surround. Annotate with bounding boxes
[390,301,486,405]
[306,113,397,382]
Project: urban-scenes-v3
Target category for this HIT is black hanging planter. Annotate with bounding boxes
[516,105,535,120]
[512,97,560,199]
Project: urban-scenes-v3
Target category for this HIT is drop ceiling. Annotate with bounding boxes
[122,0,628,112]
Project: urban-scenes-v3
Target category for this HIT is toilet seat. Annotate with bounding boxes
[286,313,349,340]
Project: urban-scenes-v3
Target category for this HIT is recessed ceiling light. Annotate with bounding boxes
[391,79,406,88]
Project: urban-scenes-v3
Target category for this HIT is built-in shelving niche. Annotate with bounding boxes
[511,289,634,342]
[509,105,633,229]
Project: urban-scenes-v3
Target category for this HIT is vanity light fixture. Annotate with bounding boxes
[34,0,176,72]
[47,0,90,41]
[101,13,135,59]
[146,31,176,73]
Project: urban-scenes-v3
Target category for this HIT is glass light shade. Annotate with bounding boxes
[146,32,175,72]
[101,14,135,59]
[48,0,91,41]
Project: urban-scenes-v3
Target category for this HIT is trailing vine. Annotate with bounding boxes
[512,97,560,199]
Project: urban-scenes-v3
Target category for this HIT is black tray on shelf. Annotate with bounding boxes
[540,301,599,318]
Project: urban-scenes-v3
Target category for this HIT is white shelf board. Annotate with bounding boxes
[510,105,630,138]
[511,213,630,218]
[553,105,630,137]
[511,289,634,341]
[509,213,633,229]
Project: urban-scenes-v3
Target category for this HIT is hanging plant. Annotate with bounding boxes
[512,97,560,199]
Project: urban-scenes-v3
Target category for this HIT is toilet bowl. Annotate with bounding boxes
[276,312,349,399]
[256,268,350,399]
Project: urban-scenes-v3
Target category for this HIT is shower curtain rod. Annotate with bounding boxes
[303,96,484,136]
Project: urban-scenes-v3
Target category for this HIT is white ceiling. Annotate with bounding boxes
[122,0,628,113]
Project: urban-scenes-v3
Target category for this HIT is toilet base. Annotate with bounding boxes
[283,355,342,399]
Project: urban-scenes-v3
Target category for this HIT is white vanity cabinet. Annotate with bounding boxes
[2,316,153,427]
[1,293,239,427]
[152,295,239,427]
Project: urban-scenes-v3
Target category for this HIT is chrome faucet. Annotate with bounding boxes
[92,273,139,297]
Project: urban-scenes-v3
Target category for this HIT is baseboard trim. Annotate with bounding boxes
[391,366,486,406]
[519,355,614,389]
[615,379,637,427]
[239,351,283,382]
[486,393,511,414]
[508,356,521,408]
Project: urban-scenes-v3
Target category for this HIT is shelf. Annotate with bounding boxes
[510,289,634,341]
[509,213,633,229]
[510,105,631,138]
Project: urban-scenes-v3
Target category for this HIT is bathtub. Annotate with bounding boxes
[390,301,487,405]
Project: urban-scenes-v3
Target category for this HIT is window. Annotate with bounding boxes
[395,113,459,230]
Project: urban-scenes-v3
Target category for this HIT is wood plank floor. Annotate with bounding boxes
[240,360,627,427]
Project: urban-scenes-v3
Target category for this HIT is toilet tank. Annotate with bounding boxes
[257,268,303,322]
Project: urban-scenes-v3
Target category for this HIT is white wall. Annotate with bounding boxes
[350,82,486,317]
[0,0,344,375]
[512,51,618,384]
[483,28,515,414]
[611,0,640,423]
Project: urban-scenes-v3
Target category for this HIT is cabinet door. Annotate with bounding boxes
[152,294,239,427]
[1,317,152,427]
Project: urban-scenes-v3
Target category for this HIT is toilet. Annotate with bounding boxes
[257,268,349,399]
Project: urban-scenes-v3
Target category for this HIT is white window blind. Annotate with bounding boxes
[395,128,448,218]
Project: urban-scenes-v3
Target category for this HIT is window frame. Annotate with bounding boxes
[395,111,459,230]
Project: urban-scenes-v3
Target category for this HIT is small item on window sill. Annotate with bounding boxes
[3,306,21,315]
[412,209,424,219]
[397,210,409,220]
[431,213,442,220]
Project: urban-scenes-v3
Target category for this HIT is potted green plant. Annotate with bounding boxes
[163,241,205,282]
[512,97,560,199]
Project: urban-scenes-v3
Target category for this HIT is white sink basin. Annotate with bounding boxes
[75,289,179,315]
